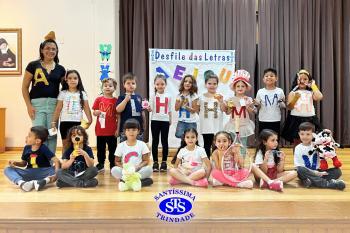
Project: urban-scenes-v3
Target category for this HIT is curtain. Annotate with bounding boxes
[258,0,350,144]
[119,0,257,142]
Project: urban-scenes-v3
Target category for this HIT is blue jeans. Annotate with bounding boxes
[4,167,56,184]
[175,121,197,138]
[31,98,58,154]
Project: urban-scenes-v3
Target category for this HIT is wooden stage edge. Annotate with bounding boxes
[1,149,350,232]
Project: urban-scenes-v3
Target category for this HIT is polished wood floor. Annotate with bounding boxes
[0,148,349,232]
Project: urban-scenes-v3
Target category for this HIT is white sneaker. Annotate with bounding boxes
[212,178,223,186]
[237,180,254,189]
[20,181,35,192]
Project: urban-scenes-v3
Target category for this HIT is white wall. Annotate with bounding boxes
[0,0,119,148]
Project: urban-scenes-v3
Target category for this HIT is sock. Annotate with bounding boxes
[267,180,273,185]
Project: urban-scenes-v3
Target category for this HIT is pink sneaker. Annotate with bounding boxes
[269,180,283,192]
[169,177,181,186]
[194,178,209,187]
[259,179,269,189]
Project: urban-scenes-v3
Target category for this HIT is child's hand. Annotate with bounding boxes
[78,148,87,157]
[315,171,328,177]
[264,150,271,162]
[253,99,261,106]
[125,94,131,102]
[93,110,101,116]
[69,153,76,160]
[278,151,286,161]
[8,160,16,167]
[214,94,223,102]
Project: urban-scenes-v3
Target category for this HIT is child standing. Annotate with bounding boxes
[199,71,224,158]
[282,69,323,145]
[51,70,92,150]
[92,78,118,172]
[116,73,146,142]
[172,74,199,164]
[222,70,255,154]
[111,119,153,187]
[254,129,297,188]
[169,128,211,187]
[210,131,254,188]
[4,126,60,191]
[294,122,345,190]
[56,126,98,188]
[255,68,285,135]
[149,74,172,172]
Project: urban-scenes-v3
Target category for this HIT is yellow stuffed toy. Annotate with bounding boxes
[118,163,142,192]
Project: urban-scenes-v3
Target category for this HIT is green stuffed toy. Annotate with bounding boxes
[118,163,142,191]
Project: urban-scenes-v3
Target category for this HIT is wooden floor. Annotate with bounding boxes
[0,148,350,232]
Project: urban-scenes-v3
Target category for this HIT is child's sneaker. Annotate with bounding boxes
[212,178,222,186]
[96,163,105,173]
[327,179,346,190]
[237,180,254,189]
[34,179,47,191]
[160,162,167,172]
[20,181,35,192]
[141,178,153,187]
[169,177,181,186]
[83,178,98,188]
[56,180,71,188]
[268,180,283,192]
[194,178,209,187]
[153,162,159,172]
[302,178,312,188]
[259,179,269,189]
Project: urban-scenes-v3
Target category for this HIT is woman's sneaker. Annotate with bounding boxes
[160,162,167,172]
[153,162,159,172]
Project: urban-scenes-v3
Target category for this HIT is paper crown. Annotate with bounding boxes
[297,69,310,77]
[44,31,56,41]
[231,69,251,90]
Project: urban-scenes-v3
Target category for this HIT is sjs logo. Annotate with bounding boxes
[154,188,195,223]
[159,197,192,215]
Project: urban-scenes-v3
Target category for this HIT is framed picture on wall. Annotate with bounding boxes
[0,28,22,76]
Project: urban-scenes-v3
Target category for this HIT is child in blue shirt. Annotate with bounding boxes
[4,126,60,191]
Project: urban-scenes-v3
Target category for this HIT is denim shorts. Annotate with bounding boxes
[175,121,197,138]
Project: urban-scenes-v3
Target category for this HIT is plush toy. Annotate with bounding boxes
[310,129,342,170]
[118,163,142,192]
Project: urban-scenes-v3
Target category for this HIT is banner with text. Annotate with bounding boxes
[148,48,235,147]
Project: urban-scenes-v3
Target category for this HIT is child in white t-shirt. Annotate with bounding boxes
[51,70,92,150]
[198,70,224,158]
[255,68,285,135]
[169,128,211,187]
[111,119,153,187]
[148,74,172,172]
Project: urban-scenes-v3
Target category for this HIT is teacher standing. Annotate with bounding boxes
[22,31,66,153]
